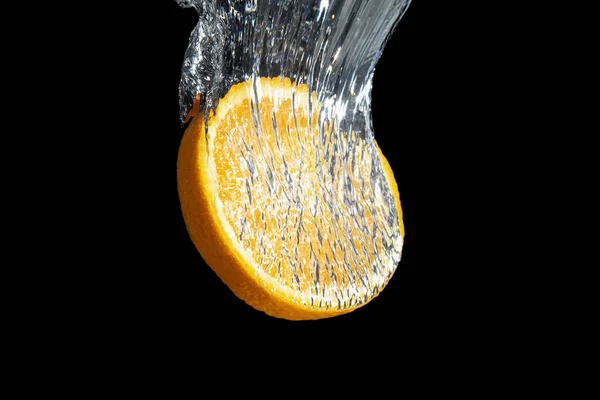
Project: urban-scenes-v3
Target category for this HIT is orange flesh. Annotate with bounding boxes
[178,77,403,319]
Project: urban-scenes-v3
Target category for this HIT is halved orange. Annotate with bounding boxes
[177,77,403,320]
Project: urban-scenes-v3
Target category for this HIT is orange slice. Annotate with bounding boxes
[177,77,404,320]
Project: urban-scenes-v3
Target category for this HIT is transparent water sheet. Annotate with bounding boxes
[177,0,411,310]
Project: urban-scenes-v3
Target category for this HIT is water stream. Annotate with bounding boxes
[177,0,411,310]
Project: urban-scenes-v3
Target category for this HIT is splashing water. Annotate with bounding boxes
[177,0,411,310]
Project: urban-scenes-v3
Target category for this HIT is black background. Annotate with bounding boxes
[92,1,417,347]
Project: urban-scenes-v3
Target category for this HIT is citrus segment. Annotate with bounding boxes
[177,77,403,320]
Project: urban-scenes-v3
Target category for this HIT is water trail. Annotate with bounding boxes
[177,0,411,310]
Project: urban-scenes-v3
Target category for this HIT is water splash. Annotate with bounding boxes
[177,0,411,310]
